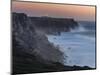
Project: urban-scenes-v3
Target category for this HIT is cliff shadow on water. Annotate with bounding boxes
[12,12,94,74]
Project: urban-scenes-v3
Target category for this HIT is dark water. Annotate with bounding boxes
[47,21,96,68]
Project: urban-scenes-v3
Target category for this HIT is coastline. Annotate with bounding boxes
[12,12,94,74]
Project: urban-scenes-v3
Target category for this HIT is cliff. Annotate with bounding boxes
[12,12,64,73]
[30,16,78,34]
[12,13,93,74]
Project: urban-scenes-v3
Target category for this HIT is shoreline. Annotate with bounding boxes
[12,12,95,74]
[46,31,95,68]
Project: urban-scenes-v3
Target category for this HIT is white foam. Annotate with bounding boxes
[71,23,87,32]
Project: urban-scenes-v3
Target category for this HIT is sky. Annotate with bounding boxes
[12,1,96,21]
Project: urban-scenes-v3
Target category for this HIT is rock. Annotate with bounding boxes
[30,16,78,34]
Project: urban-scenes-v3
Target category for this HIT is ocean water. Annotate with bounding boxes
[47,21,96,68]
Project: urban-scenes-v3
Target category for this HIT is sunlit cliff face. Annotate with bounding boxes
[12,1,95,21]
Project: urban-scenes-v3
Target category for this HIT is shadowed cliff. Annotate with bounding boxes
[30,16,78,34]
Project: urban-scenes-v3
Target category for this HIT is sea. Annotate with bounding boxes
[47,21,96,68]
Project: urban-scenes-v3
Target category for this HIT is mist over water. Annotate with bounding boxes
[47,21,96,68]
[71,22,95,41]
[71,23,86,32]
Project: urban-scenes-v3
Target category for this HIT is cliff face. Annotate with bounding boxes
[13,12,63,63]
[12,13,65,73]
[13,13,36,53]
[30,16,78,34]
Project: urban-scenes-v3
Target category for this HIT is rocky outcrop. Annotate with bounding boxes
[30,16,78,34]
[12,12,93,74]
[12,12,64,73]
[12,12,63,63]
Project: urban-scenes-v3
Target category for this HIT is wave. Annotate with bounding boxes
[71,23,87,32]
[71,22,95,33]
[70,22,95,41]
